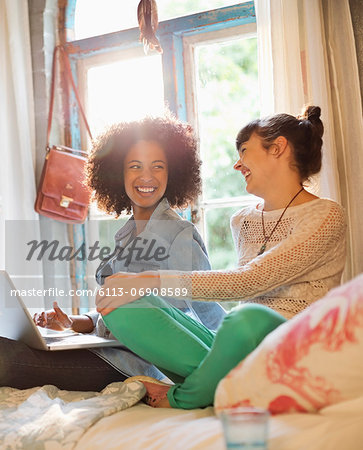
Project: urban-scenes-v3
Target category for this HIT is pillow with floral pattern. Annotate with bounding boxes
[215,274,363,414]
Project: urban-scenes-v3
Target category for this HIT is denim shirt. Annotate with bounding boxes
[87,198,225,379]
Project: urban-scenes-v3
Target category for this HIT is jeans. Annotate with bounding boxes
[0,337,126,391]
[103,295,286,409]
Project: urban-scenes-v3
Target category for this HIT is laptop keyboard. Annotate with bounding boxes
[44,338,61,344]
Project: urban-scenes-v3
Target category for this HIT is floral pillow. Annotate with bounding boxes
[214,274,363,414]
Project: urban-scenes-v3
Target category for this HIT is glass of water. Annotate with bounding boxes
[219,407,270,449]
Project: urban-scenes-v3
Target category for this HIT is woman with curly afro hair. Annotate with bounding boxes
[86,115,203,218]
[27,115,225,392]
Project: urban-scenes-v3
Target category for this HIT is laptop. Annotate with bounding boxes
[0,270,123,351]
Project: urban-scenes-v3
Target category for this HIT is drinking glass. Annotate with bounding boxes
[219,407,270,449]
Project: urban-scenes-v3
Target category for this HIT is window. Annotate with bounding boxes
[74,0,245,40]
[65,1,258,294]
[183,26,259,269]
[86,52,164,137]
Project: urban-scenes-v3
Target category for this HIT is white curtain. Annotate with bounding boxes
[0,0,45,309]
[255,0,363,279]
[0,0,37,225]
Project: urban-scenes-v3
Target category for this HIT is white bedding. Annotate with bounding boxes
[1,382,362,449]
[0,382,145,449]
[76,395,363,450]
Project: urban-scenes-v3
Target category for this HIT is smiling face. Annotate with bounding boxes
[124,140,168,219]
[233,133,273,197]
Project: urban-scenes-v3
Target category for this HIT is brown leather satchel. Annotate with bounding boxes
[35,45,92,224]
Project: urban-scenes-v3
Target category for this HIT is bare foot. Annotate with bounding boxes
[155,395,171,408]
[124,376,172,408]
[142,380,171,408]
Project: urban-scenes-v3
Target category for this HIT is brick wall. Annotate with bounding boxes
[28,0,58,183]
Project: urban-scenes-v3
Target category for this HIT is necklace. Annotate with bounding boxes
[257,187,304,256]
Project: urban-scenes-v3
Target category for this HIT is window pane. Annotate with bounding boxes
[87,54,164,136]
[195,37,259,201]
[205,206,240,270]
[75,0,139,40]
[75,0,243,40]
[158,1,243,22]
[98,217,129,251]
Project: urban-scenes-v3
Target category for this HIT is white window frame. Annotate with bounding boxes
[63,2,257,293]
[182,22,259,239]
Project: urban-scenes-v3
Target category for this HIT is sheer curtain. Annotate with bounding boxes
[0,0,44,308]
[0,0,37,222]
[255,0,363,279]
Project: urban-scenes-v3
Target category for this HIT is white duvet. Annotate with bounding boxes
[0,382,145,449]
[1,382,362,449]
[76,395,363,450]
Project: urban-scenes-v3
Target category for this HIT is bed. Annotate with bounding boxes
[1,275,363,449]
[76,396,363,450]
[1,384,362,449]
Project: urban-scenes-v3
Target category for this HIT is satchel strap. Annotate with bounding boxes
[47,45,93,149]
[52,144,88,157]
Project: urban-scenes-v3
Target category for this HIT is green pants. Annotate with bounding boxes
[102,296,286,409]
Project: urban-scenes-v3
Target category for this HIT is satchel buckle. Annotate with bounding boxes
[45,146,51,160]
[60,195,73,208]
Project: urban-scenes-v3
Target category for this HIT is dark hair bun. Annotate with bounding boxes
[299,105,323,138]
[306,105,321,121]
[299,105,321,120]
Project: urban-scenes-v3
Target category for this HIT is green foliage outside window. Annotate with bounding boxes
[97,38,259,273]
[196,37,259,269]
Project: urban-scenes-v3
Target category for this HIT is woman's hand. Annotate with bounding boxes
[96,271,161,316]
[33,302,94,332]
[33,301,73,331]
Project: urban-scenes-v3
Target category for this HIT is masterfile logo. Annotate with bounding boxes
[25,237,169,266]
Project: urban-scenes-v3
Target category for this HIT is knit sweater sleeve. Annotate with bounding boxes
[159,201,346,302]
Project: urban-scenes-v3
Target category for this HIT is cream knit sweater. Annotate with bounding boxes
[160,199,347,318]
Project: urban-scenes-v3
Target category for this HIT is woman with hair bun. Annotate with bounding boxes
[96,106,347,409]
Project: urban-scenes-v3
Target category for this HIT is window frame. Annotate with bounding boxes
[64,2,256,128]
[63,1,257,299]
[182,21,258,239]
[64,1,257,214]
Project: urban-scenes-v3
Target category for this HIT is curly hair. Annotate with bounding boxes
[85,115,202,216]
